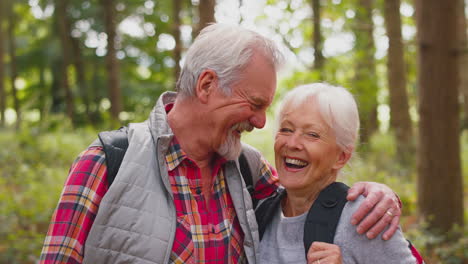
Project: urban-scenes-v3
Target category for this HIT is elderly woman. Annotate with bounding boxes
[256,83,419,264]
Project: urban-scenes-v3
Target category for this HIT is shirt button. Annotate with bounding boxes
[195,188,202,195]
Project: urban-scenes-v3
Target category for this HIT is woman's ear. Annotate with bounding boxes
[195,69,218,104]
[332,150,352,170]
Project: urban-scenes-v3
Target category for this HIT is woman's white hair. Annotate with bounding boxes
[176,23,284,98]
[276,83,360,154]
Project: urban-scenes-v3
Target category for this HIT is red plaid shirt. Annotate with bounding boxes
[39,141,279,264]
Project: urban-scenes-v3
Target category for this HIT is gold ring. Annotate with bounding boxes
[386,210,394,217]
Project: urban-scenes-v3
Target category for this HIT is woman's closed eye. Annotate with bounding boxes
[279,127,293,133]
[306,132,320,139]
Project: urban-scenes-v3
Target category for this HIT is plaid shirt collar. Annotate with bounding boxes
[165,136,227,172]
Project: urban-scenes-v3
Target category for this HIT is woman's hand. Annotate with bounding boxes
[307,242,342,264]
[347,181,401,240]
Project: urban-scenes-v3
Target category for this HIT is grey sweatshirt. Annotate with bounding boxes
[258,196,416,264]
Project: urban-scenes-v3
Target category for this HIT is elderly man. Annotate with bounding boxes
[40,24,402,264]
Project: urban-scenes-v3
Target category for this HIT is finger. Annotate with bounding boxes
[321,254,343,264]
[382,214,400,240]
[307,251,329,263]
[364,207,395,239]
[308,242,340,260]
[308,247,342,264]
[351,191,383,227]
[346,182,367,201]
[307,242,332,261]
[310,241,335,250]
[356,194,393,234]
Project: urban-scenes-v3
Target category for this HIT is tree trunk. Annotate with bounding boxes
[196,0,215,36]
[458,0,468,130]
[38,62,47,122]
[102,0,122,122]
[415,0,463,234]
[55,0,75,123]
[172,0,182,84]
[352,0,379,144]
[311,0,324,72]
[90,59,103,124]
[0,0,5,127]
[7,0,20,130]
[383,0,413,165]
[50,58,63,113]
[70,34,90,116]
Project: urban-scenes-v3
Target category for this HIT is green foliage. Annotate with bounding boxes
[405,223,468,264]
[0,127,97,263]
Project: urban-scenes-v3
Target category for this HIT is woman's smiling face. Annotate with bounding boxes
[274,101,347,193]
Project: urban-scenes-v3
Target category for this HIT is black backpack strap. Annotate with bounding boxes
[238,152,254,197]
[255,188,287,240]
[98,126,129,187]
[303,182,350,254]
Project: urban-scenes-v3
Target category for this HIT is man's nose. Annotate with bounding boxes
[249,110,267,129]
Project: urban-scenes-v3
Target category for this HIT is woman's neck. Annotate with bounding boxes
[282,177,337,217]
[282,188,320,217]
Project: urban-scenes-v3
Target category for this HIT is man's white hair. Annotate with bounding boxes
[276,83,360,154]
[176,23,284,98]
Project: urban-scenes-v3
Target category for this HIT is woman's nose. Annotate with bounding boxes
[286,132,302,150]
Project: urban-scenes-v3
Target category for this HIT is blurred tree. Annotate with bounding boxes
[196,0,215,35]
[101,0,122,123]
[69,19,90,117]
[50,56,63,114]
[458,0,468,130]
[0,0,5,127]
[172,0,183,82]
[311,0,324,73]
[7,0,21,130]
[37,54,47,122]
[383,0,413,165]
[55,0,76,124]
[415,0,463,235]
[352,0,379,144]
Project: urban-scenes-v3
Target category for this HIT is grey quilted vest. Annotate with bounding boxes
[83,92,263,264]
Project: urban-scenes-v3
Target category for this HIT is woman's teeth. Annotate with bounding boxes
[284,158,308,168]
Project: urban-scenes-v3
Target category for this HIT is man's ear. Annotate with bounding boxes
[332,150,352,170]
[195,69,218,104]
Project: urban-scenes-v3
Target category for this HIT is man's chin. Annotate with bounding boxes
[217,137,242,160]
[221,149,242,161]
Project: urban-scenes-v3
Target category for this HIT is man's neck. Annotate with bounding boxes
[167,97,214,168]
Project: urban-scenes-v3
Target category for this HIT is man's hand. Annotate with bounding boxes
[347,182,401,240]
[307,242,342,264]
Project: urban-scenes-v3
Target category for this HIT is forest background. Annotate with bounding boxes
[0,0,466,263]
